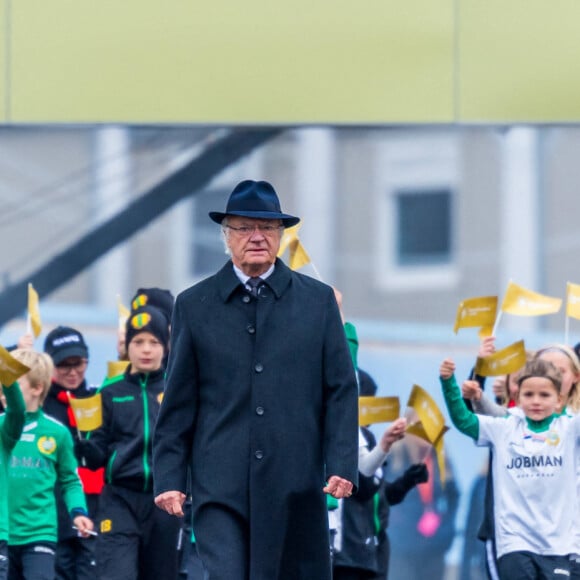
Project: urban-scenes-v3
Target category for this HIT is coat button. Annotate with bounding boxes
[256,406,264,416]
[242,295,251,304]
[255,450,264,459]
[254,363,263,373]
[247,324,256,334]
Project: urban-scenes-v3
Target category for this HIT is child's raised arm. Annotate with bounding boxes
[439,359,480,440]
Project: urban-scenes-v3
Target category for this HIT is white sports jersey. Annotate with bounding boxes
[477,412,580,559]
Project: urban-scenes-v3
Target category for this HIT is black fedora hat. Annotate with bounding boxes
[209,180,300,227]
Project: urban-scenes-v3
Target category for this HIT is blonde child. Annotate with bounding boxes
[441,357,579,579]
[7,349,93,580]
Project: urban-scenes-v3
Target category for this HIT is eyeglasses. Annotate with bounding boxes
[56,359,88,374]
[224,224,283,236]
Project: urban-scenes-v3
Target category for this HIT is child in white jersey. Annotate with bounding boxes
[440,357,579,580]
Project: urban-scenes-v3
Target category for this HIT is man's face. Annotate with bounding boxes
[223,216,283,276]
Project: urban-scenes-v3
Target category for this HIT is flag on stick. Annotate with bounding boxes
[68,393,103,431]
[453,296,497,334]
[566,282,580,320]
[358,396,400,425]
[501,281,562,316]
[475,339,527,377]
[406,385,446,446]
[406,396,449,485]
[277,224,311,271]
[27,283,42,338]
[0,345,30,386]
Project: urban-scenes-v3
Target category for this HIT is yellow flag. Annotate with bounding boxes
[288,239,311,270]
[358,396,400,425]
[566,282,580,320]
[277,224,300,257]
[68,393,103,431]
[453,296,498,334]
[407,385,446,446]
[475,339,527,377]
[501,281,561,316]
[406,420,449,485]
[0,345,30,386]
[27,283,42,338]
[277,224,311,270]
[106,360,130,379]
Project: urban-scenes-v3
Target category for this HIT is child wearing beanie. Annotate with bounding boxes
[77,305,179,580]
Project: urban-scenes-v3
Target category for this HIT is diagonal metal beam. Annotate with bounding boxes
[0,127,283,327]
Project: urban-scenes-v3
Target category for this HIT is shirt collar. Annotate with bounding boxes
[233,263,275,284]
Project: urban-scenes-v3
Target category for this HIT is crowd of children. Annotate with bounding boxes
[1,286,580,580]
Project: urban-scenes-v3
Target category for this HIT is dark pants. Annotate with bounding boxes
[8,542,56,580]
[572,560,580,580]
[0,541,7,580]
[185,543,208,580]
[497,551,571,580]
[55,536,96,580]
[193,504,249,580]
[96,485,180,580]
[333,567,376,580]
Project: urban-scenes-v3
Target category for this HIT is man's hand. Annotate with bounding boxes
[323,475,353,499]
[154,490,186,517]
[439,359,456,380]
[379,417,407,453]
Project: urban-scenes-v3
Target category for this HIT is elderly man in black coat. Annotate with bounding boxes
[153,180,359,580]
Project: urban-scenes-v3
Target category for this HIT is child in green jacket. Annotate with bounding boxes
[6,349,93,580]
[0,375,26,580]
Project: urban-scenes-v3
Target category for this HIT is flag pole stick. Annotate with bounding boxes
[491,310,502,338]
[310,261,324,282]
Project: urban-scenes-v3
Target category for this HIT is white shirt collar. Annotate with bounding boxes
[233,263,275,285]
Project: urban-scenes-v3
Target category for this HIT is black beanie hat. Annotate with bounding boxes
[130,288,174,324]
[125,306,170,353]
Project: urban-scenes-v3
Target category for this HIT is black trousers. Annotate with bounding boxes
[54,536,96,580]
[96,485,180,580]
[8,542,56,580]
[497,551,571,580]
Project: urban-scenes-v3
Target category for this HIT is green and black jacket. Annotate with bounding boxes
[82,366,165,493]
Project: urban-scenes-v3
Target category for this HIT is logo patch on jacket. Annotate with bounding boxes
[37,436,57,455]
[100,519,112,533]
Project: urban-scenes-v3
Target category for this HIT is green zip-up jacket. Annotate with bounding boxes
[8,409,87,545]
[0,381,25,542]
[82,367,165,493]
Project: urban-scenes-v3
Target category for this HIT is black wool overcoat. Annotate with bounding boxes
[153,258,359,579]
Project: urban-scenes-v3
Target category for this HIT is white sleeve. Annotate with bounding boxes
[359,445,388,477]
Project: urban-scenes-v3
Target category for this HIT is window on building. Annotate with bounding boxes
[395,188,452,266]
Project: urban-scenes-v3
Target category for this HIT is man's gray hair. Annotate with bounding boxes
[220,217,232,256]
